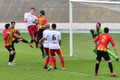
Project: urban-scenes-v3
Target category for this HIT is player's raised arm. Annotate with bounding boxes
[90,29,96,38]
[94,35,100,48]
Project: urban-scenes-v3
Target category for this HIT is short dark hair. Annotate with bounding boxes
[31,7,36,11]
[5,23,10,29]
[40,10,45,15]
[52,24,56,29]
[11,21,15,24]
[97,22,101,27]
[104,27,109,33]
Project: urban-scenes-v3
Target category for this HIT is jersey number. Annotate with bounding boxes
[102,36,106,42]
[52,34,56,40]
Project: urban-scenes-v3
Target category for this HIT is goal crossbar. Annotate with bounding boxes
[70,0,120,4]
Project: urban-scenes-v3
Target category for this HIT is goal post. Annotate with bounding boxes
[69,0,120,57]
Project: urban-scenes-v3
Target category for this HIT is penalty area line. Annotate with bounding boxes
[0,64,119,80]
[58,70,119,80]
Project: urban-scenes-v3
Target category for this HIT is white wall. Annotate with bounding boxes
[0,23,120,30]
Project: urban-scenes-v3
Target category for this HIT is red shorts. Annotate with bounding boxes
[28,25,38,38]
[44,48,49,56]
[49,49,63,57]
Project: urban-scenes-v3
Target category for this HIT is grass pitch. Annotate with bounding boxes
[0,33,120,80]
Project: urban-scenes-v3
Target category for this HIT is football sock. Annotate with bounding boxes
[108,62,113,73]
[93,48,97,55]
[60,57,65,68]
[9,54,15,62]
[22,39,28,43]
[45,56,49,66]
[107,50,118,59]
[30,39,34,44]
[33,39,37,43]
[40,45,45,55]
[53,57,56,67]
[95,63,99,73]
[49,57,52,67]
[12,54,15,62]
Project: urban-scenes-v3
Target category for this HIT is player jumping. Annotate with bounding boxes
[3,23,22,66]
[90,22,118,61]
[24,7,38,48]
[94,27,119,76]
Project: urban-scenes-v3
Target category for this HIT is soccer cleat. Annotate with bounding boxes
[44,66,48,69]
[94,73,99,76]
[116,58,119,62]
[29,43,34,48]
[62,68,66,71]
[111,73,117,77]
[8,62,14,66]
[47,66,52,71]
[42,53,47,59]
[54,67,57,70]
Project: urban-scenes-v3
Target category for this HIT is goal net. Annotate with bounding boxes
[69,0,120,57]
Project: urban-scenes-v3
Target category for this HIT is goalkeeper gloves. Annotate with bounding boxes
[90,29,95,34]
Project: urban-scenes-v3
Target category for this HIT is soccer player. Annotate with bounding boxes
[43,24,65,71]
[90,22,118,61]
[94,27,119,76]
[36,10,47,58]
[3,23,22,66]
[11,21,29,45]
[24,7,38,48]
[39,24,52,69]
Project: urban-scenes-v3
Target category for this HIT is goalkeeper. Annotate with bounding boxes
[90,22,119,61]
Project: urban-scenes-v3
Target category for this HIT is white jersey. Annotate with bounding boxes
[24,12,36,27]
[43,29,50,48]
[45,30,61,49]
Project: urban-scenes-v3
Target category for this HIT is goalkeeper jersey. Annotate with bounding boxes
[94,28,104,36]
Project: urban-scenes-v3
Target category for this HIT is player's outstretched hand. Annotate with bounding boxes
[90,29,94,34]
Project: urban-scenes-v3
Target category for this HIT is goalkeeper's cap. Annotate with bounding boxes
[104,27,109,33]
[40,10,45,15]
[5,23,10,29]
[52,23,56,29]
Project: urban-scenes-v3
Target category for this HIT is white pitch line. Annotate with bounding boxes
[0,64,119,80]
[58,70,119,80]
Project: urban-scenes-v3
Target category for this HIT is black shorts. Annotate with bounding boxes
[96,50,110,61]
[38,29,45,40]
[5,45,15,52]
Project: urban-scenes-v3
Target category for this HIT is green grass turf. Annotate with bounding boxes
[0,33,120,80]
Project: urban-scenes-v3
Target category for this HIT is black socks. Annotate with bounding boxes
[9,54,15,62]
[40,45,45,55]
[95,63,99,73]
[22,39,28,43]
[108,62,113,73]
